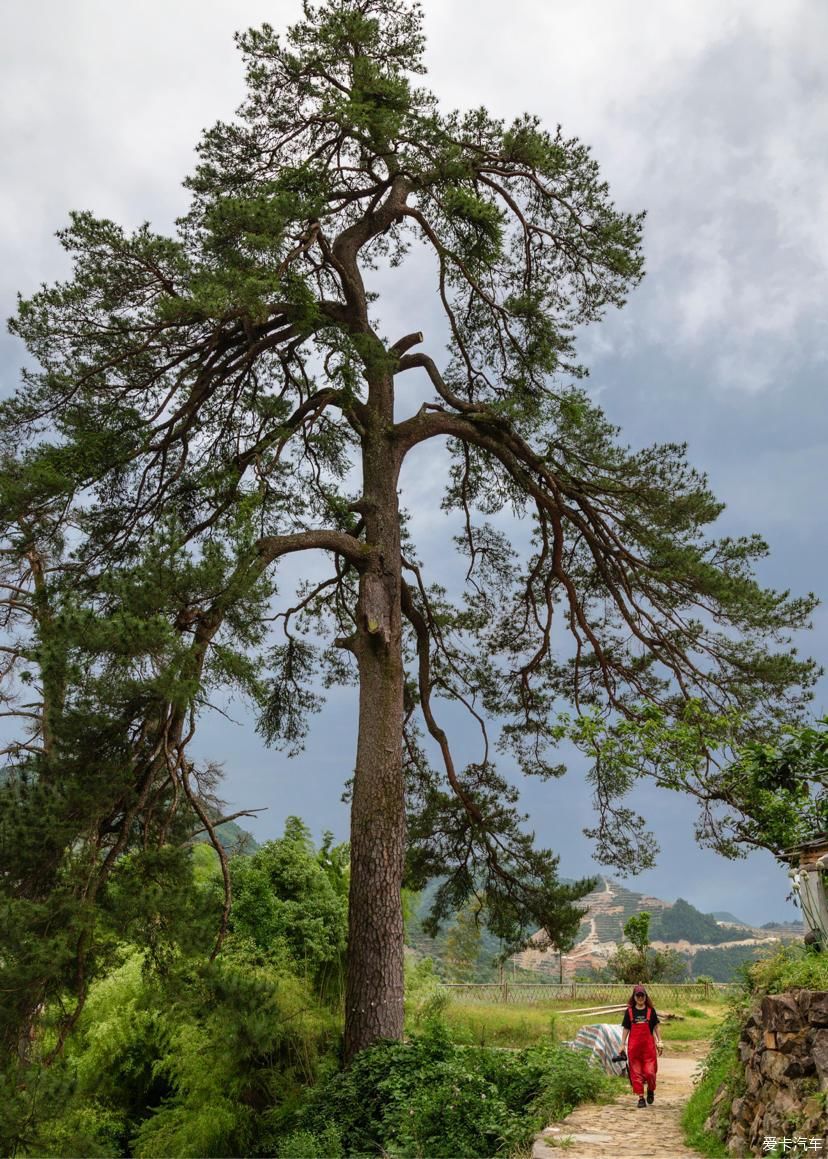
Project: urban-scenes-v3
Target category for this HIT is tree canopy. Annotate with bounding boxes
[0,0,818,1057]
[701,717,828,857]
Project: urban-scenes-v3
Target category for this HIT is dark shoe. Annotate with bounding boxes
[637,1096,647,1108]
[647,1089,655,1104]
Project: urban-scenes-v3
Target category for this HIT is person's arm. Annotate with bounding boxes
[651,1010,663,1054]
[620,1011,630,1053]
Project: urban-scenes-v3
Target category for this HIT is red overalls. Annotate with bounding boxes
[626,1003,658,1096]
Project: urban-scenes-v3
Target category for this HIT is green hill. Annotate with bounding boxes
[194,818,260,855]
[650,898,745,945]
[690,944,768,981]
[710,911,749,926]
[405,881,520,981]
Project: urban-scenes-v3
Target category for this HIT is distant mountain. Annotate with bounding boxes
[401,872,807,983]
[216,819,260,853]
[194,818,260,855]
[511,876,802,982]
[711,911,750,927]
[651,898,747,945]
[405,880,509,981]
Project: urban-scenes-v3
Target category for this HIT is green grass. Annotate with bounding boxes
[661,1004,724,1043]
[439,998,726,1051]
[680,1008,744,1158]
[747,943,828,993]
[443,1001,558,1048]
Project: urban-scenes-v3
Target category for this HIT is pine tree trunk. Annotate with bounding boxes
[343,396,406,1062]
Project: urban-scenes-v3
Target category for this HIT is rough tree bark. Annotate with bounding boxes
[343,376,406,1060]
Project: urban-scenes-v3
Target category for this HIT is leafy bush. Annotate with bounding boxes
[291,1019,615,1158]
[527,1041,616,1122]
[129,954,338,1158]
[229,818,348,1001]
[744,943,828,994]
[403,956,449,1028]
[11,940,340,1158]
[0,1061,125,1159]
[273,1125,343,1157]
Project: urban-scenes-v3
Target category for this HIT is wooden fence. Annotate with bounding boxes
[438,981,734,1005]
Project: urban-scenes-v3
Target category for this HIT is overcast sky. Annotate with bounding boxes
[2,1,827,925]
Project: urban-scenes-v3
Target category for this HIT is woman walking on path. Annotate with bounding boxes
[620,985,663,1108]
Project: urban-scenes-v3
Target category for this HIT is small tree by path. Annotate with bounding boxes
[607,913,688,984]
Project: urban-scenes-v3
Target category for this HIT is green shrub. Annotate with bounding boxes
[0,1061,127,1159]
[273,1125,343,1158]
[527,1041,617,1122]
[229,818,348,1002]
[130,956,338,1158]
[404,956,449,1027]
[38,1101,125,1158]
[15,946,339,1159]
[291,1019,615,1158]
[745,943,828,995]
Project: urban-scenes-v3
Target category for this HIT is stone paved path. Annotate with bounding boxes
[532,1049,707,1159]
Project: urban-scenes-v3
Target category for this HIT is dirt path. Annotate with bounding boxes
[532,1047,707,1158]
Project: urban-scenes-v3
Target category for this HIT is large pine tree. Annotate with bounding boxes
[0,0,816,1059]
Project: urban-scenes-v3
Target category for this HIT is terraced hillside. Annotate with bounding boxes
[512,877,800,979]
[575,878,669,944]
[404,875,803,981]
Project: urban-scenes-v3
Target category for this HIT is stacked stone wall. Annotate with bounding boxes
[707,990,828,1155]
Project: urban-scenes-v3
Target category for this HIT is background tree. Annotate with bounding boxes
[0,493,270,1063]
[606,911,687,985]
[442,900,484,983]
[0,0,817,1059]
[525,882,593,983]
[624,911,652,955]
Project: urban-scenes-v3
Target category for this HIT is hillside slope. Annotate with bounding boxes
[509,877,800,979]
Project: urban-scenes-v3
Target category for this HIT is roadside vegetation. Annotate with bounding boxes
[1,826,624,1158]
[280,1023,620,1159]
[682,945,828,1157]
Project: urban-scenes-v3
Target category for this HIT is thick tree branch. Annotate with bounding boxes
[256,529,367,569]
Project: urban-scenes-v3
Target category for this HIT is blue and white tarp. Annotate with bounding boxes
[566,1022,627,1076]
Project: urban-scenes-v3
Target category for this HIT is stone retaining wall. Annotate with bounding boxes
[707,990,828,1155]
